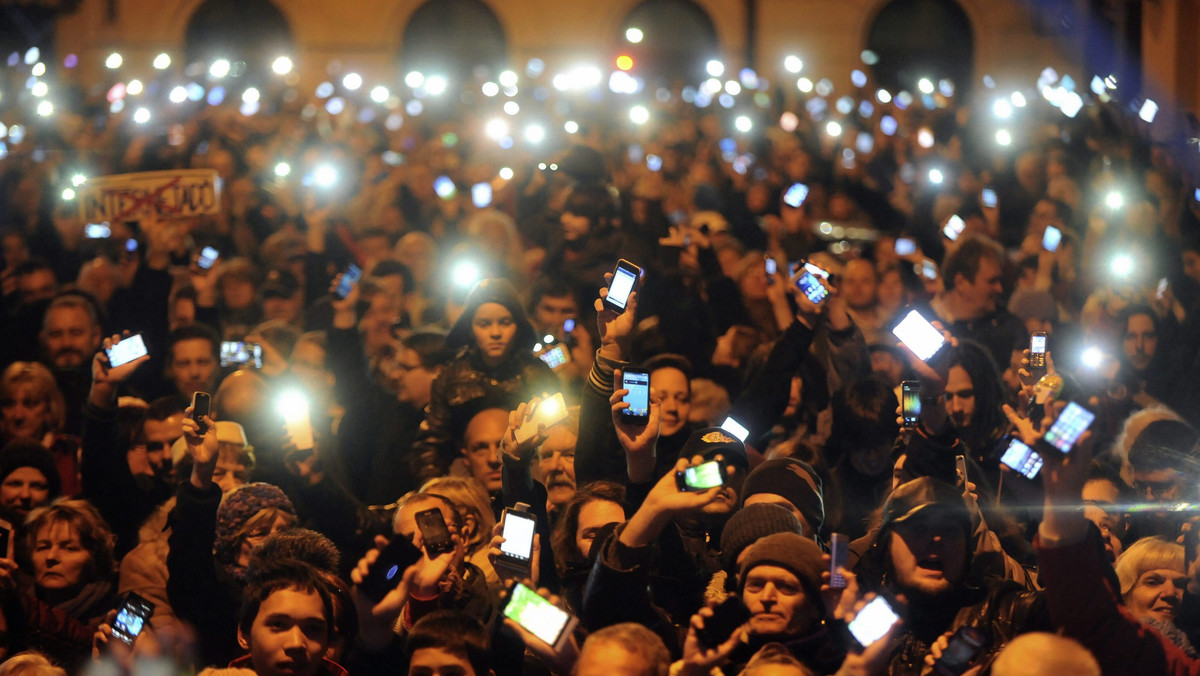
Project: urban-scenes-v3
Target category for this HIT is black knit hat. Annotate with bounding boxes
[720,503,804,575]
[0,439,62,499]
[737,532,826,606]
[445,278,537,353]
[678,427,749,470]
[741,458,825,534]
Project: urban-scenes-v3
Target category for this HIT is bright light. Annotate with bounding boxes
[169,86,188,103]
[133,107,151,124]
[451,260,482,287]
[1010,91,1027,107]
[993,99,1012,119]
[877,89,892,104]
[629,105,649,125]
[1110,253,1133,276]
[797,78,813,93]
[209,59,230,78]
[524,124,545,143]
[1059,92,1083,118]
[616,55,634,71]
[272,56,293,75]
[36,100,53,117]
[481,82,499,97]
[370,85,389,103]
[1081,346,1104,369]
[779,112,798,132]
[1139,99,1159,123]
[275,390,309,420]
[918,78,934,94]
[499,70,518,87]
[851,70,867,88]
[31,62,45,77]
[126,80,144,96]
[995,129,1012,146]
[485,118,508,140]
[825,120,842,137]
[405,71,425,88]
[153,53,171,70]
[1105,191,1124,209]
[24,48,38,65]
[564,120,579,134]
[706,60,725,77]
[724,80,741,96]
[424,76,447,95]
[499,167,514,180]
[31,82,48,97]
[342,73,362,91]
[928,168,945,184]
[314,164,338,188]
[242,87,260,104]
[105,53,122,69]
[917,128,934,148]
[274,162,291,178]
[503,101,520,116]
[783,55,803,74]
[625,27,644,43]
[71,173,87,186]
[61,188,75,200]
[735,115,752,133]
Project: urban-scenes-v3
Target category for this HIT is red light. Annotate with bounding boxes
[616,55,634,71]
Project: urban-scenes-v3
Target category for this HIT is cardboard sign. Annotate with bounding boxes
[78,169,221,223]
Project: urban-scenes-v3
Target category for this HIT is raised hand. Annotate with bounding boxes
[594,272,638,359]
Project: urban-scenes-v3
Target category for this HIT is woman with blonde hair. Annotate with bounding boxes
[420,476,498,590]
[0,364,77,496]
[1114,536,1194,655]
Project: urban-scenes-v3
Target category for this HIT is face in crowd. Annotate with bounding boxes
[460,409,508,495]
[168,337,219,400]
[471,302,518,367]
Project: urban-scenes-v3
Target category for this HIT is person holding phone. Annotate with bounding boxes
[928,236,1026,370]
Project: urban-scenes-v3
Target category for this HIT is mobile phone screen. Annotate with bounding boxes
[198,246,219,269]
[471,182,493,208]
[795,271,828,305]
[847,596,900,646]
[538,345,568,369]
[981,188,997,208]
[86,223,112,239]
[892,310,945,361]
[500,512,536,562]
[106,335,148,368]
[783,183,809,208]
[1000,439,1044,479]
[682,461,724,490]
[1042,226,1062,252]
[943,215,965,241]
[765,257,778,276]
[563,319,575,333]
[1043,402,1094,453]
[720,417,749,443]
[504,583,571,647]
[830,534,848,589]
[359,537,423,601]
[1031,334,1047,354]
[621,371,650,418]
[902,382,921,425]
[608,267,637,310]
[895,237,916,255]
[112,594,155,644]
[335,264,362,299]
[416,508,454,552]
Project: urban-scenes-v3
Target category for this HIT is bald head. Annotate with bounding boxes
[992,633,1099,676]
[213,370,269,424]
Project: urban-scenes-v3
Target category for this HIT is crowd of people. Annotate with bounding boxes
[1,42,1200,676]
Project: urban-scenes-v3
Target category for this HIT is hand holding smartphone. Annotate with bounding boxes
[695,597,751,649]
[191,391,211,436]
[112,592,155,645]
[847,596,901,647]
[1028,332,1047,370]
[830,533,848,589]
[514,393,568,445]
[504,583,578,653]
[901,381,921,429]
[334,264,362,300]
[415,508,455,555]
[1041,402,1094,454]
[676,460,727,492]
[106,334,149,368]
[495,508,537,574]
[892,310,947,362]
[359,537,424,602]
[619,368,651,426]
[603,259,643,314]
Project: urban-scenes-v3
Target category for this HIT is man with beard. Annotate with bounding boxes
[39,294,102,436]
[534,414,578,521]
[164,324,221,404]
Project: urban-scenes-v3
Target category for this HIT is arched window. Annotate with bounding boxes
[619,0,719,84]
[185,0,292,73]
[400,0,507,80]
[866,0,973,95]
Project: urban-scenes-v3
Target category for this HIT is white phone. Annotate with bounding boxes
[515,393,568,445]
[892,310,946,361]
[847,596,900,646]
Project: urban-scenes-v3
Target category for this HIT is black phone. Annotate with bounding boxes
[830,533,848,589]
[1029,332,1047,370]
[620,368,651,426]
[0,518,12,560]
[603,259,642,314]
[676,461,727,492]
[334,264,362,300]
[495,508,537,573]
[932,625,987,676]
[112,592,155,645]
[191,391,211,435]
[999,438,1044,480]
[901,380,921,429]
[414,507,455,554]
[794,264,828,305]
[696,596,751,649]
[358,536,424,602]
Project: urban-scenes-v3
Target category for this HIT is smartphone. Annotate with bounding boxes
[620,368,651,426]
[281,392,314,452]
[106,334,148,368]
[955,455,968,485]
[220,341,262,369]
[536,344,570,370]
[604,259,642,314]
[999,438,1044,479]
[920,260,938,280]
[804,262,830,280]
[495,509,537,573]
[1157,278,1169,300]
[720,416,749,443]
[504,582,578,653]
[943,215,965,241]
[334,264,362,300]
[1029,332,1047,370]
[359,536,424,602]
[830,533,848,589]
[563,319,575,334]
[125,238,138,253]
[514,393,568,445]
[847,595,900,646]
[197,246,219,270]
[111,592,155,645]
[1042,402,1095,454]
[627,144,644,164]
[892,309,946,362]
[415,507,455,554]
[783,183,809,208]
[765,256,778,277]
[471,182,493,209]
[86,223,111,239]
[932,625,987,676]
[191,391,211,436]
[895,237,916,256]
[0,518,12,560]
[676,460,727,492]
[901,380,921,428]
[795,271,829,305]
[980,188,997,209]
[695,596,752,649]
[1042,225,1062,252]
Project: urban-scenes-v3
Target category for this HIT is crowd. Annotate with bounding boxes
[1,42,1200,676]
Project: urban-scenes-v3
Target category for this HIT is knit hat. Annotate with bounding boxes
[214,482,295,579]
[678,427,749,470]
[0,439,62,499]
[720,503,804,574]
[445,278,537,353]
[741,458,825,534]
[737,532,826,605]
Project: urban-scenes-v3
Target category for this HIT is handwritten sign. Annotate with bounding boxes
[78,169,222,223]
